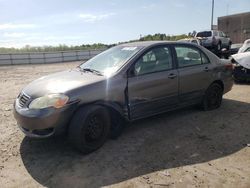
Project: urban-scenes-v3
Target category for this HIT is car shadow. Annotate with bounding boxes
[20,99,250,187]
[234,81,250,85]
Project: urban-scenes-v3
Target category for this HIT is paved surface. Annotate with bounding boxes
[0,62,250,188]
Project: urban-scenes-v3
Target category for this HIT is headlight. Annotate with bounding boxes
[29,94,69,109]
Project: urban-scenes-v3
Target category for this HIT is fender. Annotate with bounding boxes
[94,100,129,121]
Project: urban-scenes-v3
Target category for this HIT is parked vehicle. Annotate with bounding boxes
[196,30,232,52]
[178,38,201,45]
[230,43,243,55]
[232,51,250,82]
[14,41,234,153]
[238,39,250,53]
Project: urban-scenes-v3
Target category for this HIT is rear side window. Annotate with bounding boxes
[175,46,209,68]
[196,31,212,37]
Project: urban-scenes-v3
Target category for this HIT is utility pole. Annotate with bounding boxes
[226,3,229,15]
[211,0,214,30]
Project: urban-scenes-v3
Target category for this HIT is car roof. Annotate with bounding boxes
[118,41,185,47]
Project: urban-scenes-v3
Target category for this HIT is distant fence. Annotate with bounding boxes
[0,49,106,65]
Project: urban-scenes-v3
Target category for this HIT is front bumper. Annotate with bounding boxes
[233,67,250,82]
[13,100,78,138]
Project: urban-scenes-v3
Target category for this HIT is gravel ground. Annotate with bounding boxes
[0,62,250,188]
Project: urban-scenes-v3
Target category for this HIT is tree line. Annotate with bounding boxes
[0,33,189,53]
[0,43,110,53]
[139,33,188,41]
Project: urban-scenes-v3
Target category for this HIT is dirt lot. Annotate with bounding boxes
[0,62,250,188]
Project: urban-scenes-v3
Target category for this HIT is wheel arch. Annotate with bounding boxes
[211,80,224,92]
[68,100,127,135]
[75,100,127,122]
[73,100,125,116]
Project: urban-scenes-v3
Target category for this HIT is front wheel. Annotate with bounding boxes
[201,83,223,111]
[68,105,110,154]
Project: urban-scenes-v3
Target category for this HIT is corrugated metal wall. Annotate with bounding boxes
[218,12,250,43]
[0,49,105,65]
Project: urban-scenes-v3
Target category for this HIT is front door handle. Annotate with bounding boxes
[168,73,177,79]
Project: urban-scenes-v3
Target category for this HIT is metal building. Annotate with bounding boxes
[218,12,250,43]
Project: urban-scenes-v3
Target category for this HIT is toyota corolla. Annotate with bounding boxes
[14,41,234,153]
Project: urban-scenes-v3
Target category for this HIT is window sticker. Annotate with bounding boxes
[122,47,137,51]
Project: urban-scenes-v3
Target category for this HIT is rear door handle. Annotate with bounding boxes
[204,67,210,72]
[168,73,177,79]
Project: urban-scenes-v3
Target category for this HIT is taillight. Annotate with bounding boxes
[225,63,234,70]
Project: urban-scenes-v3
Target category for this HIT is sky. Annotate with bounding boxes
[0,0,249,48]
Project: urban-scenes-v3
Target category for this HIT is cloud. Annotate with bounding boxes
[0,32,91,48]
[0,23,37,30]
[173,2,185,8]
[3,32,26,38]
[141,3,157,10]
[79,13,115,23]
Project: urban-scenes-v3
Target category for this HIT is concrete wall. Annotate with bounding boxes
[0,49,105,65]
[218,12,250,43]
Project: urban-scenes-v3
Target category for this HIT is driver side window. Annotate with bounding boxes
[133,46,172,76]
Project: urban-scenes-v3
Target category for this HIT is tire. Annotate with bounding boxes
[68,105,110,154]
[216,42,221,52]
[202,83,223,111]
[227,41,232,51]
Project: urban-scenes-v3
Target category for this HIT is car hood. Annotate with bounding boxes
[232,52,250,69]
[22,69,106,98]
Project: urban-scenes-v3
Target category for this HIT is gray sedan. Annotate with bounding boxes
[14,41,234,153]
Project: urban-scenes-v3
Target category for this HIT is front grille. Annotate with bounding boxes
[18,92,31,107]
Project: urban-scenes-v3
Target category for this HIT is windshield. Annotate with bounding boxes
[79,46,142,76]
[196,31,212,38]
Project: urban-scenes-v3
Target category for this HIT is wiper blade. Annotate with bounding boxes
[81,68,103,76]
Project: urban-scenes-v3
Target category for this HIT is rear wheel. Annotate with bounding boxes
[202,83,223,111]
[68,105,110,154]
